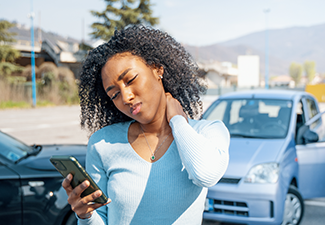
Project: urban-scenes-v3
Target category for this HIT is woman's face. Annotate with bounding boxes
[101,52,165,124]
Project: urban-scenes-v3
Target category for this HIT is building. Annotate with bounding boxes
[9,23,89,79]
[197,60,238,89]
[237,55,260,88]
[270,75,295,88]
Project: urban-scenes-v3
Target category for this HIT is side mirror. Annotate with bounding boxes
[303,129,319,144]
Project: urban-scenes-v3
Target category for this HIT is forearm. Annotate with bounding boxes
[169,115,230,187]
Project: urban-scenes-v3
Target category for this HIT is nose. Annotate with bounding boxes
[120,87,134,105]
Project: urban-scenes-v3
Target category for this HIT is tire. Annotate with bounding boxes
[282,185,304,225]
[64,213,77,225]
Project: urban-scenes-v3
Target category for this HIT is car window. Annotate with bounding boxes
[305,98,318,120]
[204,99,292,139]
[0,132,32,162]
[207,100,227,122]
[305,97,322,130]
[296,98,325,144]
[295,101,305,138]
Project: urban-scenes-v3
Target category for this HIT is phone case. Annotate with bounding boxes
[50,155,108,204]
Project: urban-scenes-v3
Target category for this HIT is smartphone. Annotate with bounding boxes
[50,155,108,204]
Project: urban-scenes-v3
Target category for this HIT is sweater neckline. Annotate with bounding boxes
[124,120,174,165]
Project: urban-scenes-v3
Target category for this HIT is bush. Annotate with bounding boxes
[42,72,56,86]
[58,67,75,87]
[1,64,79,108]
[0,62,23,79]
[22,65,39,81]
[39,62,59,80]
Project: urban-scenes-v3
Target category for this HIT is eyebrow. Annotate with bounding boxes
[105,68,133,93]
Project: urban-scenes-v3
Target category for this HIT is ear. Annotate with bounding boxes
[152,65,164,79]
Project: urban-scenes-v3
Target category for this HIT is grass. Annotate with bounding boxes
[0,100,30,109]
[0,100,56,109]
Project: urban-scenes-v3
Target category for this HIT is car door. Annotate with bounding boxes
[21,176,64,225]
[296,96,325,199]
[0,162,22,224]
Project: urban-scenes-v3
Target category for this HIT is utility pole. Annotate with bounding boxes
[82,18,84,44]
[264,9,270,89]
[29,0,37,107]
[38,11,42,45]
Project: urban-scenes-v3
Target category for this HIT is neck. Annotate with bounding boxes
[138,91,171,135]
[138,117,171,136]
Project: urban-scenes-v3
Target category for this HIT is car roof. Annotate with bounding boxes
[218,89,311,100]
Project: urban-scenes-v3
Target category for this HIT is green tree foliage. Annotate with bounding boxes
[289,62,303,85]
[79,42,93,51]
[0,45,20,62]
[0,20,20,62]
[0,20,17,43]
[90,0,159,41]
[0,62,22,75]
[303,61,316,83]
[0,20,22,77]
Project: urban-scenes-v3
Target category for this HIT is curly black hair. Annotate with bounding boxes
[79,25,207,135]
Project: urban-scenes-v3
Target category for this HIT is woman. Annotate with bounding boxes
[62,25,230,225]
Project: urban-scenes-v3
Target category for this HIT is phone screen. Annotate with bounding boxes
[50,155,108,204]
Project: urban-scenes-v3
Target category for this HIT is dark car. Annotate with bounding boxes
[0,131,87,225]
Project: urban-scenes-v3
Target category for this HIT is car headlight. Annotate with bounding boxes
[244,162,279,183]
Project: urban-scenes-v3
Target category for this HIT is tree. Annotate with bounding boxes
[0,20,20,62]
[289,62,302,86]
[0,20,17,43]
[0,20,22,77]
[303,61,316,83]
[90,0,159,41]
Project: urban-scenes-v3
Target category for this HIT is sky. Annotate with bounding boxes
[1,0,325,46]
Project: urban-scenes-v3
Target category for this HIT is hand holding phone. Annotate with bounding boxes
[50,155,108,204]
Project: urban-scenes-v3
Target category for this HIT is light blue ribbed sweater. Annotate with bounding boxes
[78,115,229,225]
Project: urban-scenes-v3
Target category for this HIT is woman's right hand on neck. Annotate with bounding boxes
[165,92,188,123]
[61,174,111,219]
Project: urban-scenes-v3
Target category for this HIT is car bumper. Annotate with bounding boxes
[203,181,286,225]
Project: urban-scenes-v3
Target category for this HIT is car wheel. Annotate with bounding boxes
[282,185,304,225]
[64,213,77,225]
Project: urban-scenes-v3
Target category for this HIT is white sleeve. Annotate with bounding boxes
[169,115,230,187]
[77,210,105,225]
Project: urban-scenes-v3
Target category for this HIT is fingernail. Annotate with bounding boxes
[95,190,102,197]
[67,174,72,180]
[82,180,89,188]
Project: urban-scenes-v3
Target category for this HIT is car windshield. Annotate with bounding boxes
[203,98,293,139]
[0,131,33,162]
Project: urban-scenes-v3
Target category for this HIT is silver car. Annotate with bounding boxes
[202,90,325,225]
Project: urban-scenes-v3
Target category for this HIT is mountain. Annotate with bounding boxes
[184,43,289,76]
[184,23,325,76]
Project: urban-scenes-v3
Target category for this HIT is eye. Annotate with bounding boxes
[126,74,138,85]
[110,91,120,100]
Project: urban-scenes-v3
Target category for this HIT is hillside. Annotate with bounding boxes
[184,43,289,76]
[184,23,325,76]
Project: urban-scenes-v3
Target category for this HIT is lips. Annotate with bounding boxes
[130,103,141,115]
